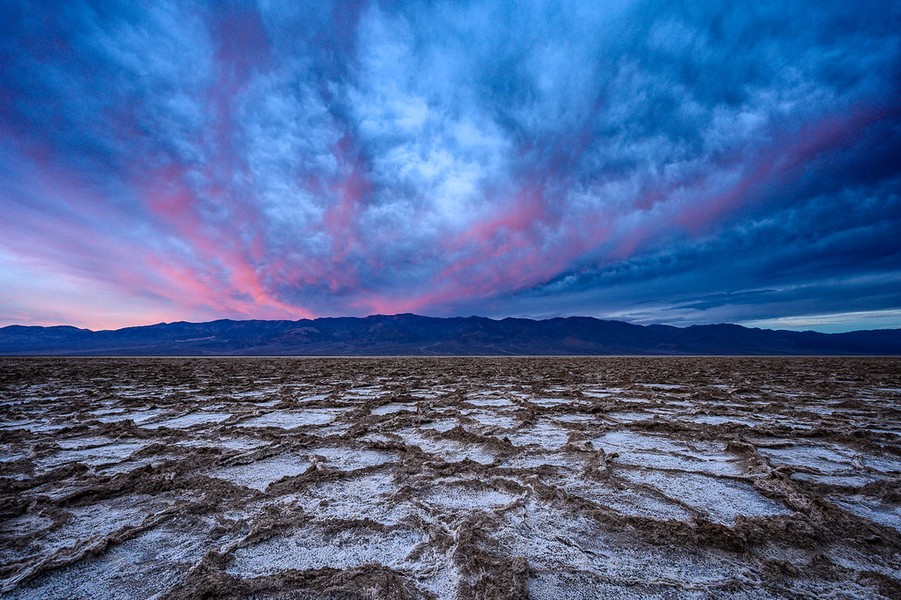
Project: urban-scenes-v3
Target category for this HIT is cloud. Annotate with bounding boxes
[742,309,901,334]
[0,0,899,329]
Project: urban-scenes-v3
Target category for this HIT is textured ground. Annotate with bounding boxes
[0,357,899,599]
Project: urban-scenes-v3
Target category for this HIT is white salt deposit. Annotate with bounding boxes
[55,436,115,450]
[39,441,149,470]
[0,513,53,549]
[298,393,330,402]
[758,444,856,474]
[563,479,695,521]
[18,521,221,600]
[505,420,570,450]
[227,524,427,576]
[209,454,312,491]
[101,455,173,475]
[39,495,176,556]
[423,483,517,510]
[0,451,27,463]
[493,499,742,588]
[580,387,619,398]
[831,495,901,532]
[371,403,417,415]
[465,396,514,407]
[176,437,267,451]
[618,470,790,524]
[18,419,75,432]
[637,383,683,390]
[791,472,878,487]
[606,411,656,423]
[593,431,743,476]
[142,412,231,429]
[237,408,347,429]
[306,422,353,437]
[552,413,597,424]
[527,397,572,407]
[397,430,495,464]
[501,451,583,471]
[343,387,385,399]
[419,418,459,432]
[860,454,901,473]
[463,410,517,429]
[96,408,165,425]
[308,447,396,471]
[291,471,412,525]
[683,415,763,427]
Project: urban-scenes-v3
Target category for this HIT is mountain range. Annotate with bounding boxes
[2,314,900,356]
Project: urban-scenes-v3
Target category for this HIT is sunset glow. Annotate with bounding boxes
[1,2,899,331]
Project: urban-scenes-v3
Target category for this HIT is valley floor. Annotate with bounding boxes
[0,357,899,598]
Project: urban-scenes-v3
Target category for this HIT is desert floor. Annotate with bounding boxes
[1,357,899,598]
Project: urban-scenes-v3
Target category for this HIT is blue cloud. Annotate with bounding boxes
[0,0,899,329]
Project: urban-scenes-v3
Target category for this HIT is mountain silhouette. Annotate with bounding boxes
[2,314,900,355]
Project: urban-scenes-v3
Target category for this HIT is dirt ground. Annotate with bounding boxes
[0,356,899,599]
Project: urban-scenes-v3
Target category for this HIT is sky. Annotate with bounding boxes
[1,1,900,332]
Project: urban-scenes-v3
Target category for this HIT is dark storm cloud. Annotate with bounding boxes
[0,0,899,330]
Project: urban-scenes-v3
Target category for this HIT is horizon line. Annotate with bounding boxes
[3,312,901,336]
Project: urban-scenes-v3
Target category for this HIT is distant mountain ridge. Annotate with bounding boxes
[2,314,900,356]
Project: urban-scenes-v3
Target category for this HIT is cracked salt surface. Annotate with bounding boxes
[176,437,267,451]
[228,524,428,576]
[2,357,900,599]
[343,387,385,399]
[618,470,791,524]
[38,441,149,470]
[19,518,229,600]
[101,454,174,475]
[0,514,54,565]
[237,408,347,429]
[532,397,576,408]
[95,408,165,424]
[465,396,514,407]
[34,495,176,558]
[419,418,459,432]
[683,414,765,427]
[831,495,901,532]
[291,471,413,525]
[606,410,657,423]
[594,431,743,476]
[551,413,597,424]
[142,411,231,429]
[501,450,583,470]
[495,499,745,595]
[423,483,518,511]
[11,419,74,432]
[757,443,859,473]
[397,430,495,464]
[638,383,683,390]
[371,402,417,415]
[505,419,570,450]
[564,478,696,521]
[791,472,878,487]
[462,410,517,429]
[308,446,397,471]
[580,387,620,398]
[209,454,312,491]
[55,436,116,450]
[306,422,353,437]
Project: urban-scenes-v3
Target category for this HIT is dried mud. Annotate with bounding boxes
[0,356,899,599]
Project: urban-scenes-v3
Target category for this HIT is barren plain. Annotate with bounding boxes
[0,357,899,599]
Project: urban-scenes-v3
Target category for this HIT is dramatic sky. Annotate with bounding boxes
[1,1,900,332]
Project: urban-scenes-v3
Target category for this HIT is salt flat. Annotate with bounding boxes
[0,356,899,599]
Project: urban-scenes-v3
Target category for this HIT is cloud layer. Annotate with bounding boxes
[1,1,900,330]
